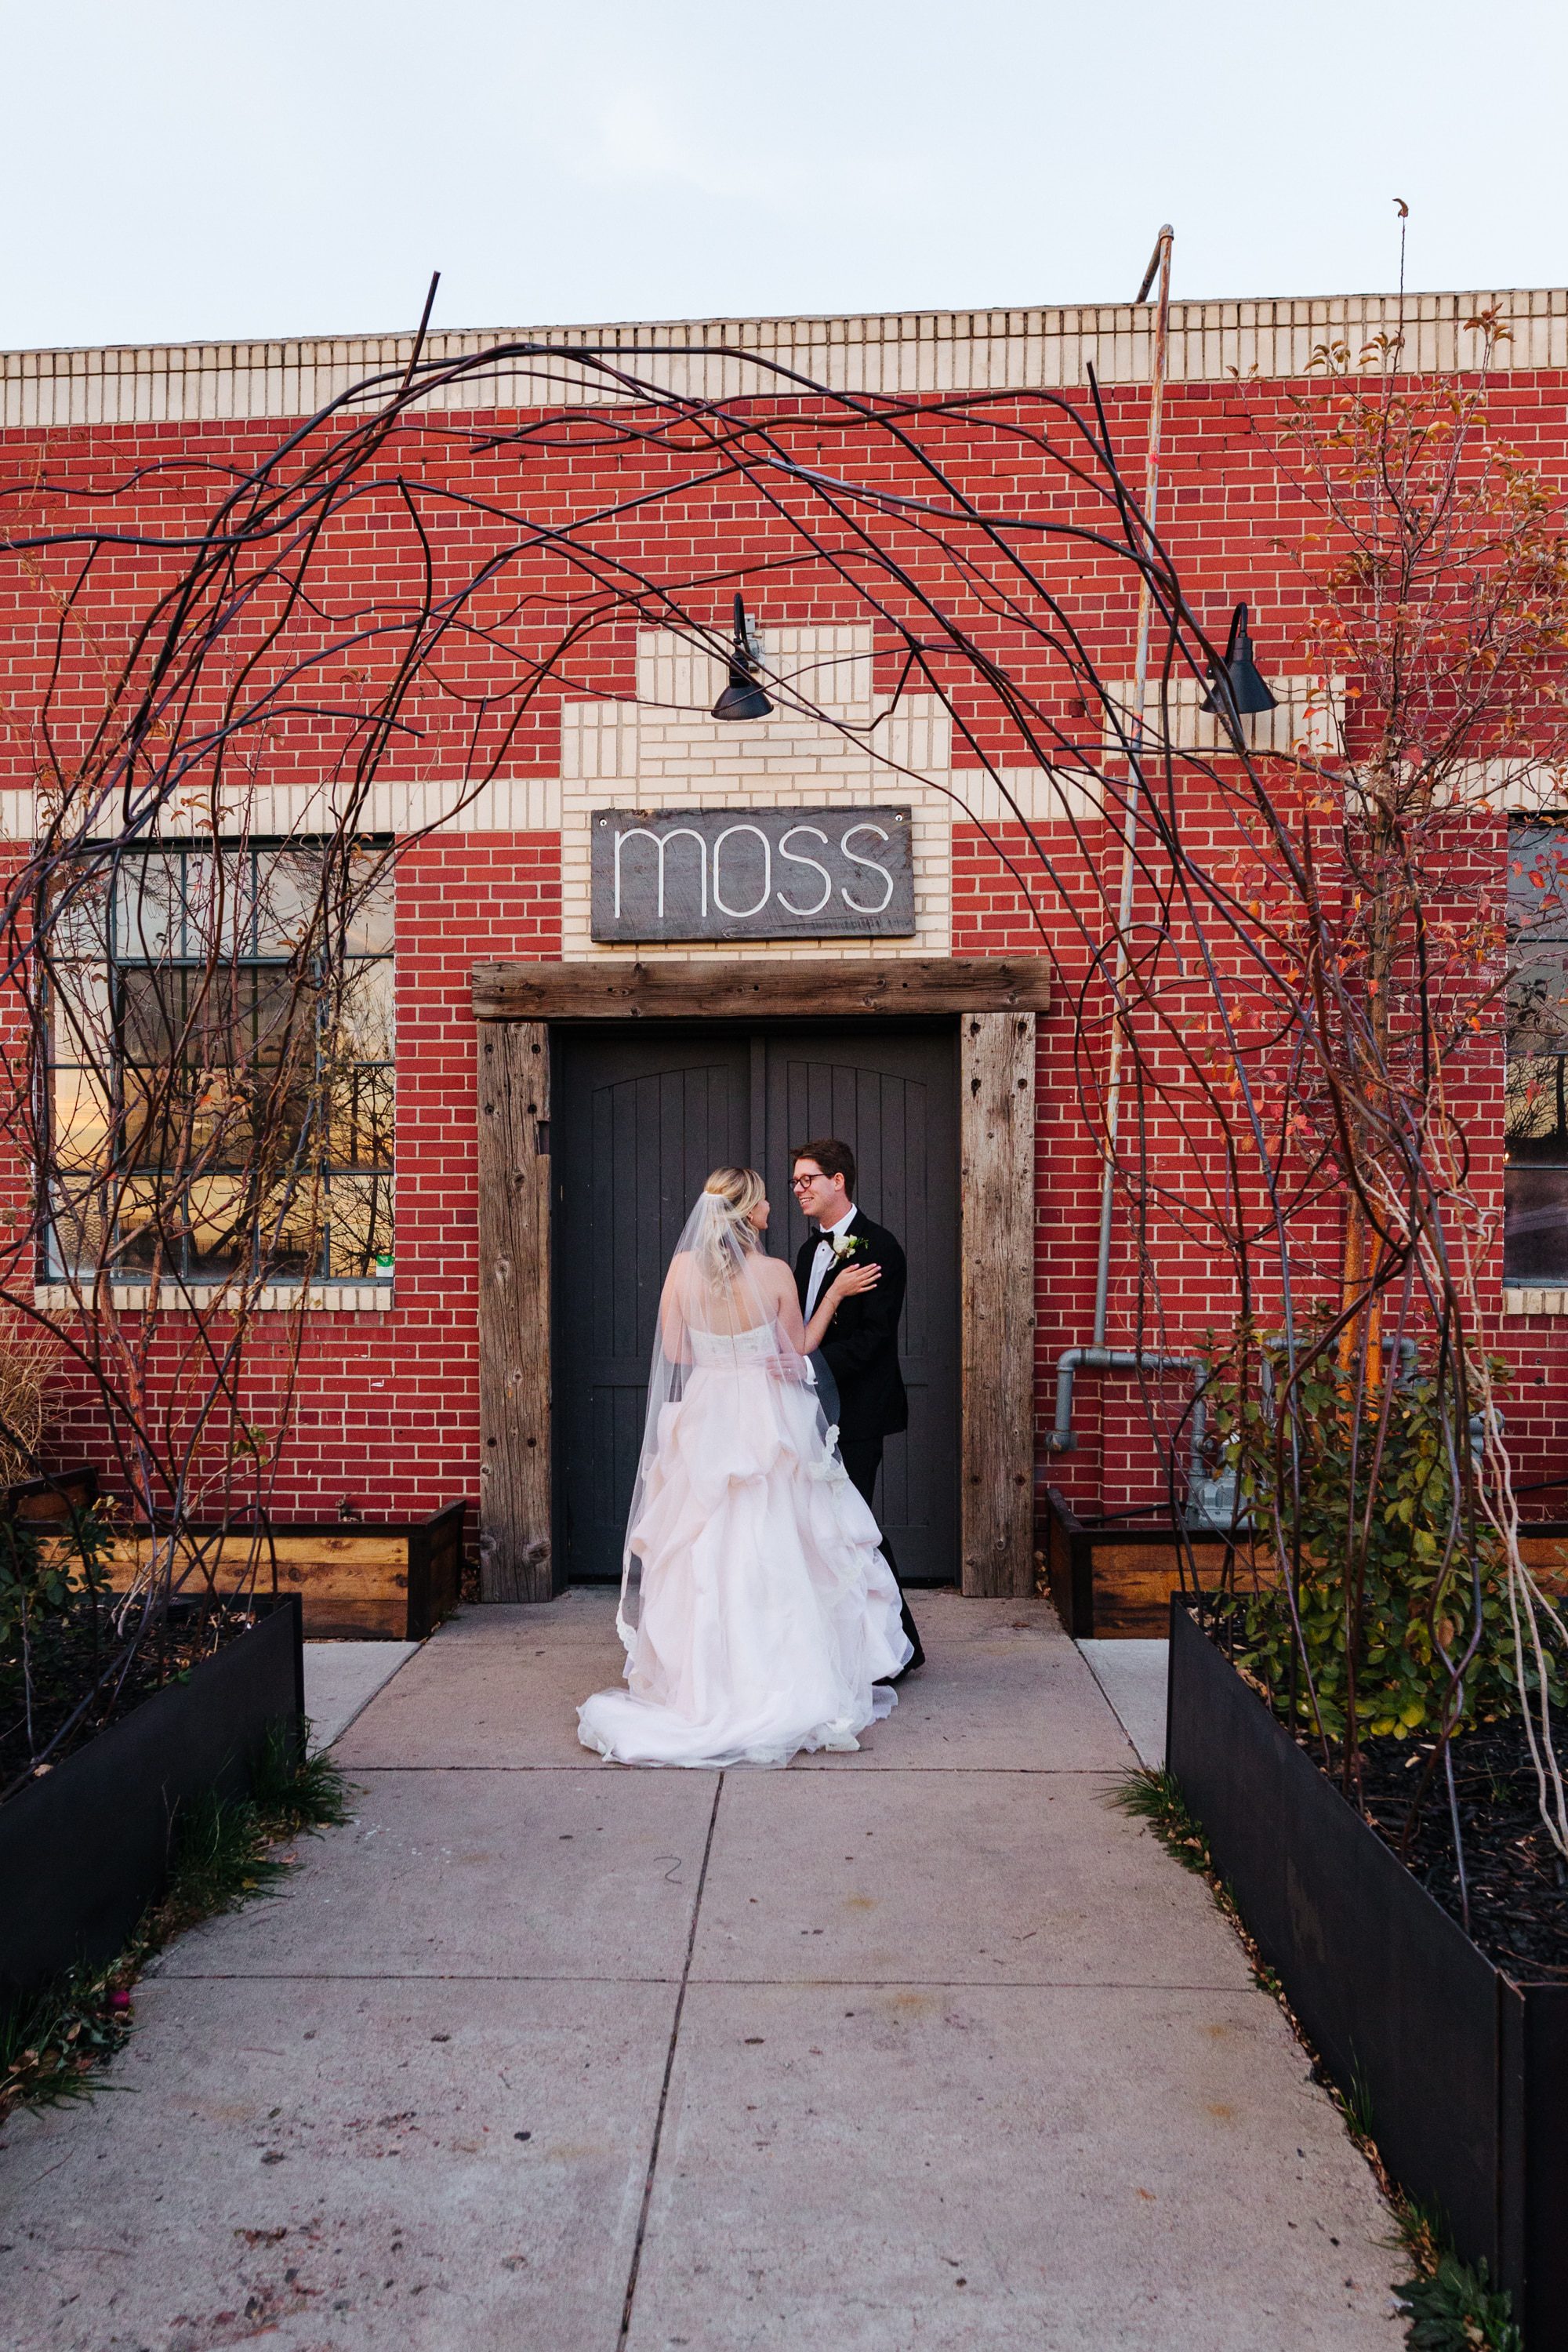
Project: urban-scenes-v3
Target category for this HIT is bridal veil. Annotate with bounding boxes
[615,1171,834,1652]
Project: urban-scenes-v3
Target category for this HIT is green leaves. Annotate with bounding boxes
[1,1502,119,1780]
[0,1503,114,1651]
[1210,1323,1549,1752]
[0,1519,56,1650]
[1396,2253,1522,2351]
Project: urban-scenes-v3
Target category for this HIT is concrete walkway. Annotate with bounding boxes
[301,1639,419,1755]
[0,1593,1403,2349]
[1078,1638,1171,1769]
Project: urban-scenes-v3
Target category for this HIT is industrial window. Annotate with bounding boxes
[1505,818,1568,1283]
[47,843,394,1287]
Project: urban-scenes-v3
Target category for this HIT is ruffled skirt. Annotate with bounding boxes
[577,1364,912,1767]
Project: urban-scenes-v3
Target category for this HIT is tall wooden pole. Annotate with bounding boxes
[476,1019,554,1601]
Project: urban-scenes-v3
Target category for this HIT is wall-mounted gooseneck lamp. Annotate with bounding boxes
[1202,601,1277,720]
[710,592,773,723]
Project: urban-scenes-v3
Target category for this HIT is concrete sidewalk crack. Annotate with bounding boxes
[617,1767,724,2352]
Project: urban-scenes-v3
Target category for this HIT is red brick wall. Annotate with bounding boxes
[6,368,1568,1529]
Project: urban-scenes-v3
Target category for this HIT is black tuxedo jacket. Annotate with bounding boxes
[793,1210,909,1443]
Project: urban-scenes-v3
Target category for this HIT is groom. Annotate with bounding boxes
[791,1138,925,1677]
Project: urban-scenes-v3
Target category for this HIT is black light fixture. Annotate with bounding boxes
[710,592,773,723]
[1201,601,1277,720]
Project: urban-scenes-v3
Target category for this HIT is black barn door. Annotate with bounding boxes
[554,1023,958,1584]
[758,1029,957,1583]
[555,1033,750,1585]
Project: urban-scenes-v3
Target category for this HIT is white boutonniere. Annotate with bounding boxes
[829,1234,867,1265]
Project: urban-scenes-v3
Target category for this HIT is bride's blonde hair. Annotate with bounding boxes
[695,1167,765,1287]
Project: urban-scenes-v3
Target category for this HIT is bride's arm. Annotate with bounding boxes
[802,1259,880,1356]
[659,1256,694,1363]
[773,1267,810,1360]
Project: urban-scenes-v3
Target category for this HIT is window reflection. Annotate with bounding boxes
[1506,821,1568,1281]
[48,843,394,1287]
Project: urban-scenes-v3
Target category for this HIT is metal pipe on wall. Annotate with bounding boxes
[1091,223,1174,1350]
[1044,1346,1208,1486]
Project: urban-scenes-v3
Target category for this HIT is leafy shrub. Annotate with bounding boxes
[0,1501,118,1782]
[1208,1323,1552,1748]
[1396,2252,1522,2350]
[0,1515,75,1651]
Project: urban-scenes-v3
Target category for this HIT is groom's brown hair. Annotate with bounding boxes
[792,1136,856,1197]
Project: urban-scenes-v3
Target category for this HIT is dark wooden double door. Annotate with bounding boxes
[555,1024,958,1586]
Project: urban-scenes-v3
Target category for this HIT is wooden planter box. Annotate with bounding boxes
[129,1503,470,1640]
[1518,1521,1568,1594]
[56,1498,466,1641]
[1167,1600,1568,2346]
[1043,1489,1568,1642]
[7,1464,100,1529]
[1040,1486,1234,1636]
[0,1595,303,1995]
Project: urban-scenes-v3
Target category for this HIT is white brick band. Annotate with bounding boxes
[1503,1287,1568,1317]
[5,290,1565,429]
[34,1282,394,1316]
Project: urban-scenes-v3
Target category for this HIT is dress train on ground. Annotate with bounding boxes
[577,1326,913,1768]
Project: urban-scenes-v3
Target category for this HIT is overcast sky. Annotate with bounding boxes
[5,0,1565,352]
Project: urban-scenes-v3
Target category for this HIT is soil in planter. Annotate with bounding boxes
[1352,1722,1568,1983]
[2,1602,265,1798]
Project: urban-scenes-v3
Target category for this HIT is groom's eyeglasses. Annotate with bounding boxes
[789,1174,821,1192]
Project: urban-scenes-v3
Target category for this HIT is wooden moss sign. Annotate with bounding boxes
[590,805,916,943]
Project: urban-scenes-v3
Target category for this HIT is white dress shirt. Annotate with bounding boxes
[805,1204,858,1319]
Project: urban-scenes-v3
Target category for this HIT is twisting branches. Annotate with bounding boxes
[1,321,1563,1872]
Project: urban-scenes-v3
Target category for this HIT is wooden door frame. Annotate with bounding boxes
[473,957,1047,1602]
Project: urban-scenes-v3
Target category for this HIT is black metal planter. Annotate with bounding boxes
[1167,1599,1568,2347]
[0,1595,303,1996]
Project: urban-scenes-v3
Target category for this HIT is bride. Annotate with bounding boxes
[577,1167,914,1767]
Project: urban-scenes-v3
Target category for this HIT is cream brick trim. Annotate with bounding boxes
[1103,676,1344,758]
[1324,759,1568,814]
[557,627,1112,954]
[955,766,1103,826]
[560,627,953,959]
[34,1281,394,1314]
[0,757,1105,841]
[1472,764,1568,813]
[0,775,561,845]
[3,742,1098,849]
[1502,1286,1568,1316]
[6,291,1566,428]
[637,623,874,719]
